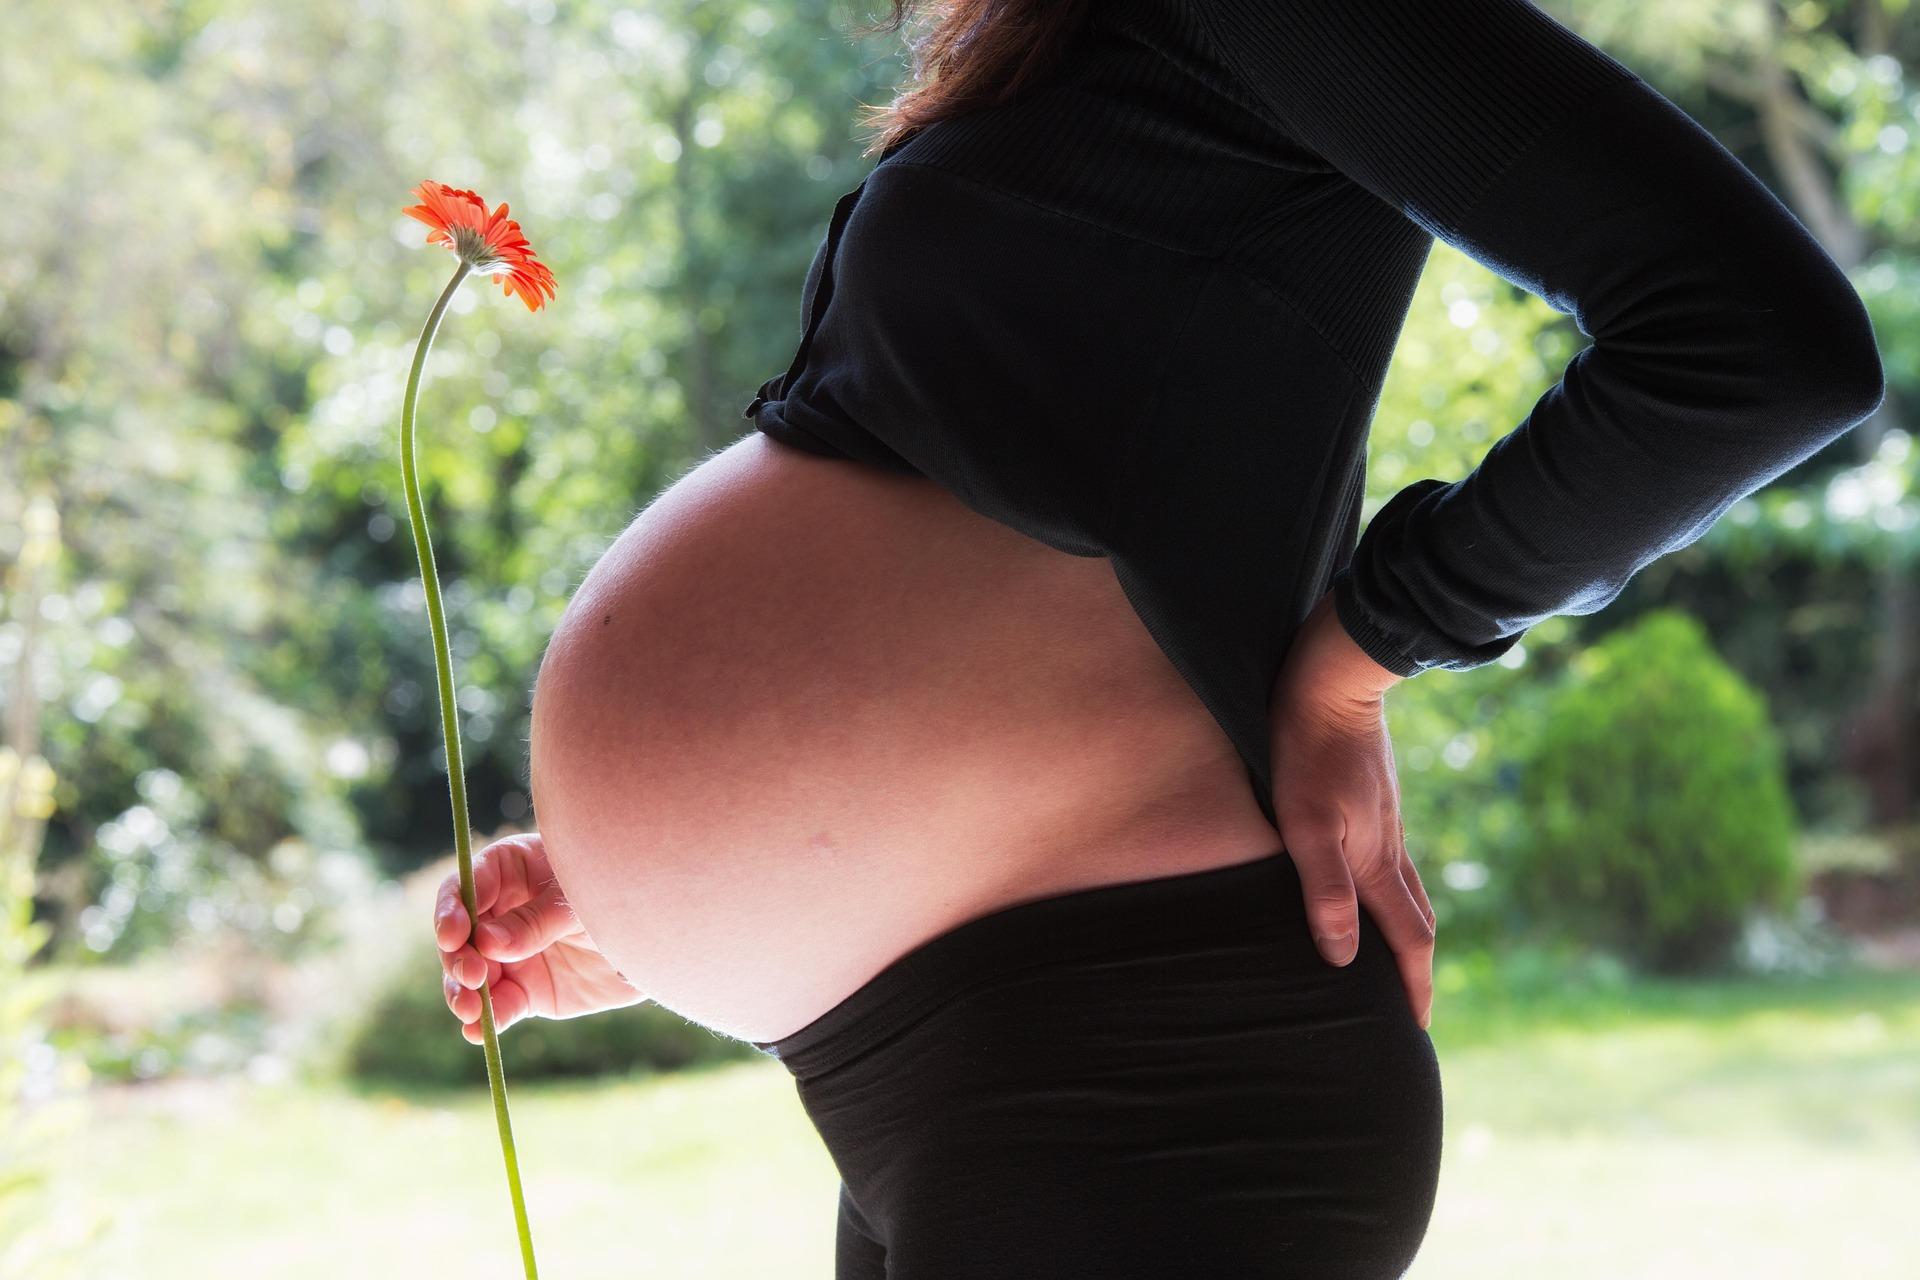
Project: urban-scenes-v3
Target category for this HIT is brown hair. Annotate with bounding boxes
[852,0,1094,158]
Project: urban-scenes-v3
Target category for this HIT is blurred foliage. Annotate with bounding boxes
[0,503,101,1275]
[0,0,910,960]
[337,938,757,1087]
[1506,610,1802,973]
[0,2,1912,984]
[48,1001,272,1087]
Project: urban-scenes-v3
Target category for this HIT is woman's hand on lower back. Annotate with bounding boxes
[1269,588,1435,1030]
[434,830,647,1043]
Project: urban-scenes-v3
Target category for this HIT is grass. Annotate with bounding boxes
[1423,965,1920,1278]
[35,963,1920,1278]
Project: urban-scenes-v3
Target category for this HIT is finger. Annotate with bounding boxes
[1385,819,1439,1002]
[440,834,543,953]
[475,878,575,963]
[1382,808,1435,932]
[1354,854,1436,1029]
[445,972,481,1024]
[441,943,487,990]
[433,874,469,952]
[1398,842,1436,934]
[483,977,532,1036]
[469,839,511,920]
[477,832,555,919]
[1282,813,1359,965]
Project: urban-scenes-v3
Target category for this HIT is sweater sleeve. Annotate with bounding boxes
[1195,0,1887,677]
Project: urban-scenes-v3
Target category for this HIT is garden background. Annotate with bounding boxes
[3,0,1918,1275]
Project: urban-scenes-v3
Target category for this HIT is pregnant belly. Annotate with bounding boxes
[528,432,1282,1043]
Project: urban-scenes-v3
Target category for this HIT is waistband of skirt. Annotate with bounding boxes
[751,846,1297,1080]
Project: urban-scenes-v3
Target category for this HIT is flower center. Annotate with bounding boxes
[450,225,511,275]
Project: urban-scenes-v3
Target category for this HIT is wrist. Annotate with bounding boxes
[1327,572,1417,693]
[1308,586,1407,701]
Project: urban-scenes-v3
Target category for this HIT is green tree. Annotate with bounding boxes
[1507,610,1802,972]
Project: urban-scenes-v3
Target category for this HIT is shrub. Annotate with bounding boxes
[338,937,757,1088]
[1507,609,1801,973]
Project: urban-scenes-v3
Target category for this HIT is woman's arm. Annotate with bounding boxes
[1196,0,1885,676]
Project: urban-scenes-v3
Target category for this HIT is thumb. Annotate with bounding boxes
[474,878,576,962]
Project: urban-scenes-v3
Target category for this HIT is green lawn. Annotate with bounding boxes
[38,966,1920,1278]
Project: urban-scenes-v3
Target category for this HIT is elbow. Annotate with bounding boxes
[1811,284,1887,429]
[1842,342,1889,432]
[1774,261,1888,436]
[1624,240,1887,448]
[1710,283,1888,453]
[1839,329,1888,428]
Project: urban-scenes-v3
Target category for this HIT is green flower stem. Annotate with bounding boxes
[398,258,540,1280]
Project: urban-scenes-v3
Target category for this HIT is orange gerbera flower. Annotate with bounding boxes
[403,180,558,312]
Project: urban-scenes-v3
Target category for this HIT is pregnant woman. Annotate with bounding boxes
[434,1,1885,1274]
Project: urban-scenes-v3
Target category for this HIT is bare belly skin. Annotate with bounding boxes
[528,432,1284,1043]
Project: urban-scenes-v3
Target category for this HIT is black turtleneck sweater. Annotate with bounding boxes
[740,0,1886,830]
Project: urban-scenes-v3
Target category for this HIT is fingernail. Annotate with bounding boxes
[1315,932,1356,965]
[477,922,508,952]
